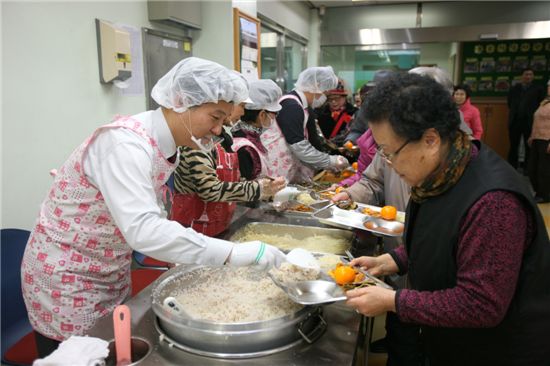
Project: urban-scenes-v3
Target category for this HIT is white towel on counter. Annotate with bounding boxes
[33,336,109,366]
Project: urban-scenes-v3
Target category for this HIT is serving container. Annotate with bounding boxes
[151,265,327,359]
[312,205,405,237]
[230,222,354,254]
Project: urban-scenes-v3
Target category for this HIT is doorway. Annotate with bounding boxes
[142,28,192,110]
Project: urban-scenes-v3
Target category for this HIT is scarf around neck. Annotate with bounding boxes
[232,121,267,153]
[410,130,472,203]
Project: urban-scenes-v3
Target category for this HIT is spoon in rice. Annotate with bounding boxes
[286,248,321,271]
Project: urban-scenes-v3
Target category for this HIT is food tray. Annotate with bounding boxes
[312,205,405,237]
[270,278,347,306]
[230,222,353,255]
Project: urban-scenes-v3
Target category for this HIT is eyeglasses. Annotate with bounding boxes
[376,139,411,163]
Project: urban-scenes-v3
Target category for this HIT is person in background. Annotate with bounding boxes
[315,79,358,141]
[345,72,550,366]
[507,67,546,169]
[344,82,375,145]
[527,92,550,203]
[453,84,483,140]
[171,80,286,237]
[21,57,287,357]
[231,79,283,180]
[331,127,377,190]
[261,66,349,183]
[353,89,362,108]
[345,71,395,145]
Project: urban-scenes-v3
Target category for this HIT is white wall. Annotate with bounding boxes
[419,43,454,74]
[2,1,158,229]
[307,8,321,67]
[1,0,316,229]
[256,0,310,40]
[192,1,234,68]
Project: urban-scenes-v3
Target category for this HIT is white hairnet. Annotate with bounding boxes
[151,57,250,113]
[295,66,338,93]
[245,79,283,112]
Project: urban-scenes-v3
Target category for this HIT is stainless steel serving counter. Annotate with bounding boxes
[86,204,374,365]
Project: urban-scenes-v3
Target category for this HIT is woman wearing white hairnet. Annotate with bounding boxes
[261,66,351,183]
[171,79,286,237]
[21,57,286,357]
[231,79,284,179]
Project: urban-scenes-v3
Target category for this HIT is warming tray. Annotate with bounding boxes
[230,222,354,255]
[312,205,405,237]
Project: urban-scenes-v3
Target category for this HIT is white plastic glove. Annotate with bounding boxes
[329,155,350,172]
[259,177,287,200]
[228,241,286,270]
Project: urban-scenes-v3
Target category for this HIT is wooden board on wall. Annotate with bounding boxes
[474,100,510,160]
[233,8,261,81]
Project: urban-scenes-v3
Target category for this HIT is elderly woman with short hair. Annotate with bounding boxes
[345,73,550,366]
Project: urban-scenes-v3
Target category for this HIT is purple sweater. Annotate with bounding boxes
[393,190,535,327]
[340,129,377,186]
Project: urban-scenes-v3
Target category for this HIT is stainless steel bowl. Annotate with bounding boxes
[151,265,327,358]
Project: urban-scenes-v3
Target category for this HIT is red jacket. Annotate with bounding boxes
[459,99,483,140]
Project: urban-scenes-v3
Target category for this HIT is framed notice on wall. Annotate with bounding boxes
[233,8,261,82]
[459,38,550,97]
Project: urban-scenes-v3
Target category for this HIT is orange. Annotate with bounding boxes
[332,265,357,285]
[335,186,344,194]
[380,205,397,221]
[341,170,354,178]
[344,141,353,149]
[352,162,358,171]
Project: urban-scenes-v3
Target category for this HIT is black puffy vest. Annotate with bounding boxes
[404,142,550,366]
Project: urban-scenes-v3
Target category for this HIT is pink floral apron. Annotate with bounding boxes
[21,115,176,340]
[231,137,272,178]
[260,94,315,183]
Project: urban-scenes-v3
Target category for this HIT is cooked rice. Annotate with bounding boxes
[235,231,349,254]
[269,262,320,284]
[296,192,316,206]
[174,267,303,323]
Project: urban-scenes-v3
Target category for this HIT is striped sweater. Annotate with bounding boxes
[173,146,261,202]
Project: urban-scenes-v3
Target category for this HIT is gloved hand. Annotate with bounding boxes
[259,177,287,200]
[329,155,350,172]
[228,241,286,270]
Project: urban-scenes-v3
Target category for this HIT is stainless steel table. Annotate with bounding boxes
[86,205,373,365]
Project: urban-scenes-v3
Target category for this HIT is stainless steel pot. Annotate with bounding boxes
[151,265,327,359]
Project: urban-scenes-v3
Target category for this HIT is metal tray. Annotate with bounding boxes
[270,278,347,306]
[230,222,354,255]
[312,206,405,237]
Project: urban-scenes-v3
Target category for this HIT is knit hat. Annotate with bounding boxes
[326,79,348,96]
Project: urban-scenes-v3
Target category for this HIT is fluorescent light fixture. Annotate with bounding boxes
[359,28,382,45]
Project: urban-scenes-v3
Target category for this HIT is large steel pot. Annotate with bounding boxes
[151,265,327,359]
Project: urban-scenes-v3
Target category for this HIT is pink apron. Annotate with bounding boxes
[260,94,315,183]
[21,115,176,340]
[232,137,272,178]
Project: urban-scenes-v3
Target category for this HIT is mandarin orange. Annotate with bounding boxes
[332,265,356,285]
[380,205,397,220]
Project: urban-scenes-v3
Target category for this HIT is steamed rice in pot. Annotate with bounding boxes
[174,267,303,323]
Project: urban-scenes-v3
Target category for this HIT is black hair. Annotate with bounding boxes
[364,73,460,143]
[521,67,534,74]
[453,84,472,99]
[241,109,262,124]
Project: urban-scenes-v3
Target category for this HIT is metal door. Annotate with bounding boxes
[142,28,192,110]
